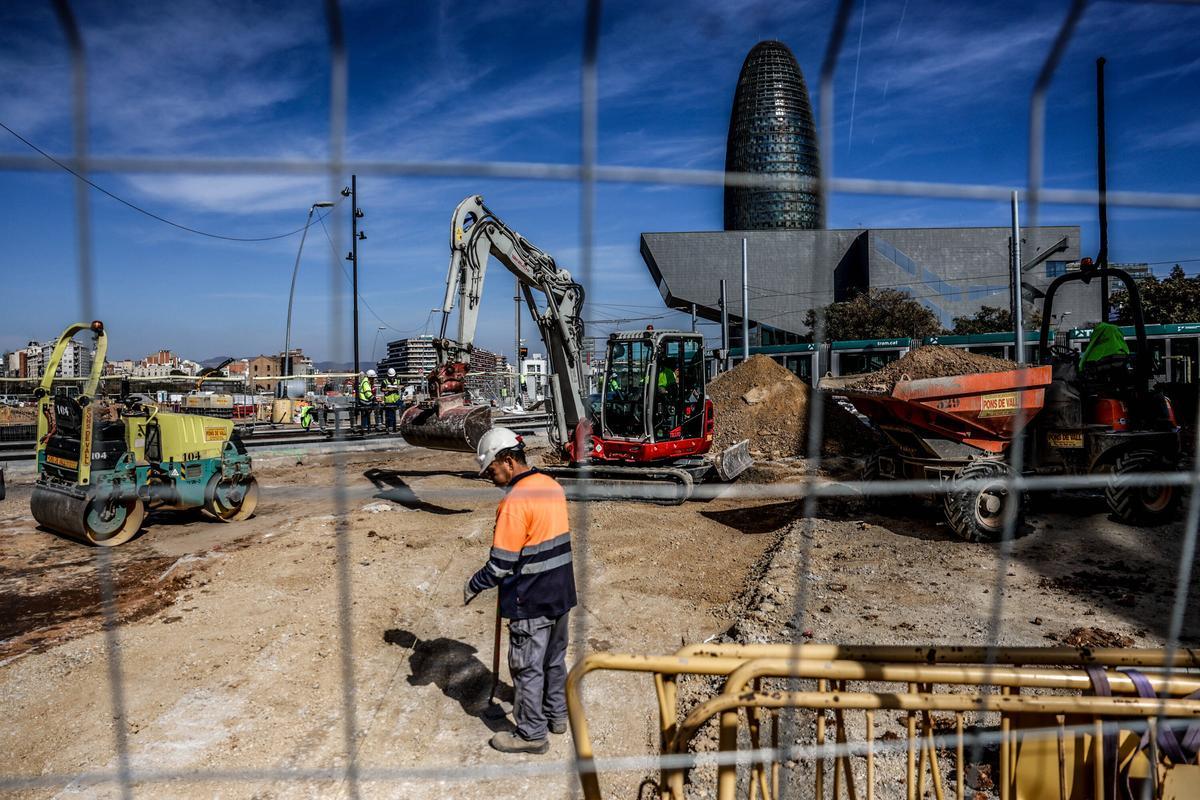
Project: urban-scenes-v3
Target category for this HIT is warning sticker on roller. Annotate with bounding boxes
[1048,430,1085,448]
[46,454,78,469]
[979,392,1019,418]
[205,428,226,442]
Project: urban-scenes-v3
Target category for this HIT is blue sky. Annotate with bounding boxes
[1,0,1197,362]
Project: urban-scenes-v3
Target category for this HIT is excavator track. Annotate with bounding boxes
[540,465,694,505]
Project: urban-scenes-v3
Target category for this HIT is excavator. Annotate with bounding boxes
[398,195,751,502]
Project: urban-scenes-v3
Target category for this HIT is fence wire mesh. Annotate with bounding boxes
[2,0,1199,798]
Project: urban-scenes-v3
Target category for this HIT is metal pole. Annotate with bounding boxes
[741,238,750,363]
[515,276,522,403]
[1096,57,1110,321]
[719,279,730,372]
[351,173,360,376]
[690,303,697,333]
[284,207,315,394]
[1011,191,1025,364]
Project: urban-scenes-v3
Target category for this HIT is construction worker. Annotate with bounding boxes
[656,364,678,393]
[357,369,377,431]
[1079,321,1131,372]
[299,402,316,431]
[382,368,402,432]
[654,362,680,435]
[465,427,576,754]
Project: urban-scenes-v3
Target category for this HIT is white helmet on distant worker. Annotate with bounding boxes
[475,427,523,474]
[387,368,396,378]
[366,369,377,378]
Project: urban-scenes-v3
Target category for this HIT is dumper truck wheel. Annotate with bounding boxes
[944,460,1022,543]
[1105,450,1180,526]
[204,475,259,522]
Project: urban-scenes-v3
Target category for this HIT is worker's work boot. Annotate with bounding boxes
[549,719,568,735]
[489,731,549,754]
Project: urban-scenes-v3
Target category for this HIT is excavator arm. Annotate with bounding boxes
[194,358,235,392]
[429,195,589,447]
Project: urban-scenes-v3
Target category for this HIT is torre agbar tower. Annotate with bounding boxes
[724,40,823,230]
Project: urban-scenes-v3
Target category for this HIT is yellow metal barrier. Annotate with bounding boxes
[566,646,1200,800]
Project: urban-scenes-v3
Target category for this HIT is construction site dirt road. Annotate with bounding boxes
[1,438,1195,798]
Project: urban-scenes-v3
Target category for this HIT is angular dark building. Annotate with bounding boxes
[724,40,823,230]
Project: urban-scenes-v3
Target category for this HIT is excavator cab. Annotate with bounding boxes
[599,330,711,452]
[650,336,706,442]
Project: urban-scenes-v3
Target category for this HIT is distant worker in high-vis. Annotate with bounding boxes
[464,427,576,754]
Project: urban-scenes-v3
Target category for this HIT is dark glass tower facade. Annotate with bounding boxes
[724,41,823,230]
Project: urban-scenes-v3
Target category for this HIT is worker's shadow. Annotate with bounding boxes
[363,469,470,515]
[384,629,514,732]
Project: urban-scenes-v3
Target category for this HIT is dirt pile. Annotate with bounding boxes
[710,355,879,459]
[1054,626,1135,649]
[843,345,1017,393]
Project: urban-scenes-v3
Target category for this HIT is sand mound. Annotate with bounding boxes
[842,346,1017,393]
[710,355,879,459]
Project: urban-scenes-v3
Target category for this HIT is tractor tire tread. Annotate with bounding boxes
[943,460,1023,544]
[1105,450,1180,526]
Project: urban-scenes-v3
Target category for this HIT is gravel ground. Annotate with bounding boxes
[0,440,1195,799]
[0,439,776,799]
[664,494,1200,800]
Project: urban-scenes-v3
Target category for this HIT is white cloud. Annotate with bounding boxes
[0,2,324,155]
[1134,118,1200,152]
[122,174,336,214]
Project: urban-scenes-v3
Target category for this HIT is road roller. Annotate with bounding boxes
[31,321,258,546]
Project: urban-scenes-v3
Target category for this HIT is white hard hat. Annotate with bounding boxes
[366,369,377,377]
[475,426,522,474]
[387,368,396,377]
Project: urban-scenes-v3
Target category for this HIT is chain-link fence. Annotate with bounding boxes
[2,0,1199,797]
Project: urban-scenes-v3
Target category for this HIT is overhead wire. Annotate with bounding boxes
[0,119,344,242]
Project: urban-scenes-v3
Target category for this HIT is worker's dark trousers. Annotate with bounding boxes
[384,406,397,431]
[508,612,569,741]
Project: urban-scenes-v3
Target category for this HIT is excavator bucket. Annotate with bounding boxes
[398,394,493,453]
[713,438,752,482]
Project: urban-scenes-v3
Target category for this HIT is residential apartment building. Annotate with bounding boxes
[464,347,508,397]
[520,353,548,401]
[37,339,94,379]
[377,335,437,381]
[248,355,281,387]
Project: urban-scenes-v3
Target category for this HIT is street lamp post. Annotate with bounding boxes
[283,201,335,397]
[371,325,387,363]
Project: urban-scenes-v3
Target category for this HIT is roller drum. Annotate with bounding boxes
[204,475,259,522]
[31,481,145,546]
[399,403,492,452]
